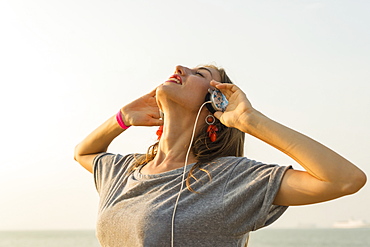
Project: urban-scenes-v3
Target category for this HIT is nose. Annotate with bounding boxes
[175,65,187,75]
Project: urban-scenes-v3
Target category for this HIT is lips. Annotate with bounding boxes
[166,74,182,85]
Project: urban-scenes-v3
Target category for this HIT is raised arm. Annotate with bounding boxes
[74,88,163,173]
[211,80,366,206]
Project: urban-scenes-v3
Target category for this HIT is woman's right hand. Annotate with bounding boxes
[121,88,163,127]
[74,88,163,173]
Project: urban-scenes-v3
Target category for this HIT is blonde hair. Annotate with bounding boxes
[132,65,245,192]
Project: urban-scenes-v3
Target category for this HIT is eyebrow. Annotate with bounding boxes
[197,67,213,76]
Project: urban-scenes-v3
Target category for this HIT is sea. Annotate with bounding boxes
[0,228,369,247]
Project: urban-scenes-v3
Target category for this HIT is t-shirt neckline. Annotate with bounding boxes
[134,162,197,180]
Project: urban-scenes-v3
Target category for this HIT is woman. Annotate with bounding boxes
[74,65,366,247]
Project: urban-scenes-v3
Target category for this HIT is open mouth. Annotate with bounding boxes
[166,74,182,85]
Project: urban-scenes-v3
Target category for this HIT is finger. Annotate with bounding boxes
[215,83,239,93]
[149,109,161,119]
[147,87,158,97]
[210,80,222,87]
[214,111,230,127]
[213,111,223,120]
[149,118,164,126]
[210,80,239,96]
[148,85,160,97]
[213,85,237,100]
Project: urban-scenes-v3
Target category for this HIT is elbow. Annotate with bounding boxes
[74,144,81,162]
[341,169,367,195]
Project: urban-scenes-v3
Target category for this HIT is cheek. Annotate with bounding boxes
[188,83,209,102]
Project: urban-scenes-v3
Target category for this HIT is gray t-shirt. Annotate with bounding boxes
[93,153,290,247]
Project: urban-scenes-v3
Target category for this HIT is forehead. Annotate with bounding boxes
[195,66,222,81]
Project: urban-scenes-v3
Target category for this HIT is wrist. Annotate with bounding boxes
[116,110,131,130]
[236,109,265,135]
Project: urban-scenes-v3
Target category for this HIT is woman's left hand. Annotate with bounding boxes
[210,80,254,131]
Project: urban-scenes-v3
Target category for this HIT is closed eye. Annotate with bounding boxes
[195,71,205,77]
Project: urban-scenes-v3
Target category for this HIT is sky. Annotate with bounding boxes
[0,0,369,230]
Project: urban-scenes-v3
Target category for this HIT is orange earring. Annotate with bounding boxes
[205,115,218,142]
[156,125,164,140]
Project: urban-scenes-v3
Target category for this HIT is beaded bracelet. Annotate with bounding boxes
[116,110,130,130]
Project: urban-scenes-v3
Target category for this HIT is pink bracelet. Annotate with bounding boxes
[116,110,130,130]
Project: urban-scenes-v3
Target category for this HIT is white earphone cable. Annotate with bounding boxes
[170,101,211,247]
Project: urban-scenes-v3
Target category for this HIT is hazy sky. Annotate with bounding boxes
[0,0,369,230]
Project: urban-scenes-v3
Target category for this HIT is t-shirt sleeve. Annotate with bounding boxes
[93,153,135,195]
[222,158,291,232]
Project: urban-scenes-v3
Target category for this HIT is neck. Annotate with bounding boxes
[149,105,208,171]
